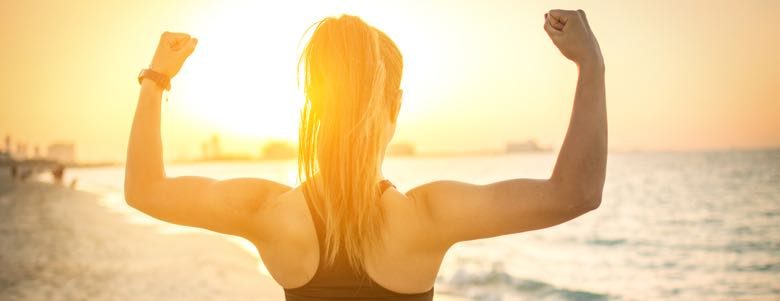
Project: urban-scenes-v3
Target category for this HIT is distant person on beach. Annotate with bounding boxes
[10,164,18,181]
[52,164,65,185]
[126,9,606,300]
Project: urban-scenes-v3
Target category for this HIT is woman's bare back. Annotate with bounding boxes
[255,186,443,294]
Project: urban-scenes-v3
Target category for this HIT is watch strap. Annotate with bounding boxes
[138,68,171,91]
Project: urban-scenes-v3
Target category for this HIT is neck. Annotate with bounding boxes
[376,168,385,182]
[376,148,387,180]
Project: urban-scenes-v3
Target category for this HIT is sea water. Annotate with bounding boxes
[65,149,780,300]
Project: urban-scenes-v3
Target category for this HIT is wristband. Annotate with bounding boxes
[137,68,171,91]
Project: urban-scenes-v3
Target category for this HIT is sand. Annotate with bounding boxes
[0,175,283,300]
[0,174,468,301]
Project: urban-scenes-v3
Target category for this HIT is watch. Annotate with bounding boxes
[137,68,171,91]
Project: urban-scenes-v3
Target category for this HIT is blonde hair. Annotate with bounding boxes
[298,15,403,273]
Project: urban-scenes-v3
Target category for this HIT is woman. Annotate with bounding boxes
[126,9,606,300]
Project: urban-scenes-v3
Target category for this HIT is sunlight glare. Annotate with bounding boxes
[173,2,308,141]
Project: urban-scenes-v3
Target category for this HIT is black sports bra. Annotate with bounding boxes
[283,180,434,300]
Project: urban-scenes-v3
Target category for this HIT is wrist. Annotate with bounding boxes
[140,78,165,92]
[578,58,605,76]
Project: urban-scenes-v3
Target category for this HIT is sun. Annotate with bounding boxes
[171,2,313,142]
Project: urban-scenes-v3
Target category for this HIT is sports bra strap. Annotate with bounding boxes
[378,179,396,194]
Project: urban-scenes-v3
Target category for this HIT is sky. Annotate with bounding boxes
[1,0,779,162]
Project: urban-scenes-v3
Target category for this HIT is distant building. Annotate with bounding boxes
[201,134,223,160]
[387,143,416,157]
[261,141,296,160]
[506,140,550,153]
[16,143,28,159]
[3,135,10,155]
[210,135,221,158]
[47,143,76,163]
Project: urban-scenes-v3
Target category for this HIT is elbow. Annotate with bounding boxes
[567,191,601,215]
[570,186,602,213]
[581,191,602,211]
[123,179,153,210]
[552,178,603,213]
[123,186,142,209]
[123,167,165,211]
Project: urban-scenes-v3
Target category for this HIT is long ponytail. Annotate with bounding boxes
[298,15,403,273]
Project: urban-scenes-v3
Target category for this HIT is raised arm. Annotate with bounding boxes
[410,9,606,247]
[124,32,290,239]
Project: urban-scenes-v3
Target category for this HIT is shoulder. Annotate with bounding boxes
[238,182,304,242]
[406,180,488,211]
[208,178,291,212]
[403,181,489,244]
[213,178,291,199]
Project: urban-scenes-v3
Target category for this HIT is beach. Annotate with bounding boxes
[0,174,285,300]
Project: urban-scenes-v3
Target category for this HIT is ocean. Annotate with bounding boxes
[62,149,780,300]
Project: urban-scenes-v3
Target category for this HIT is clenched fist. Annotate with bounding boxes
[149,32,198,79]
[544,9,603,70]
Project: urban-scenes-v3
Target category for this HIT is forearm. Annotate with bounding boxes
[551,63,607,206]
[125,79,166,201]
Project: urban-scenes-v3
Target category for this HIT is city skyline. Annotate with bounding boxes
[1,132,559,164]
